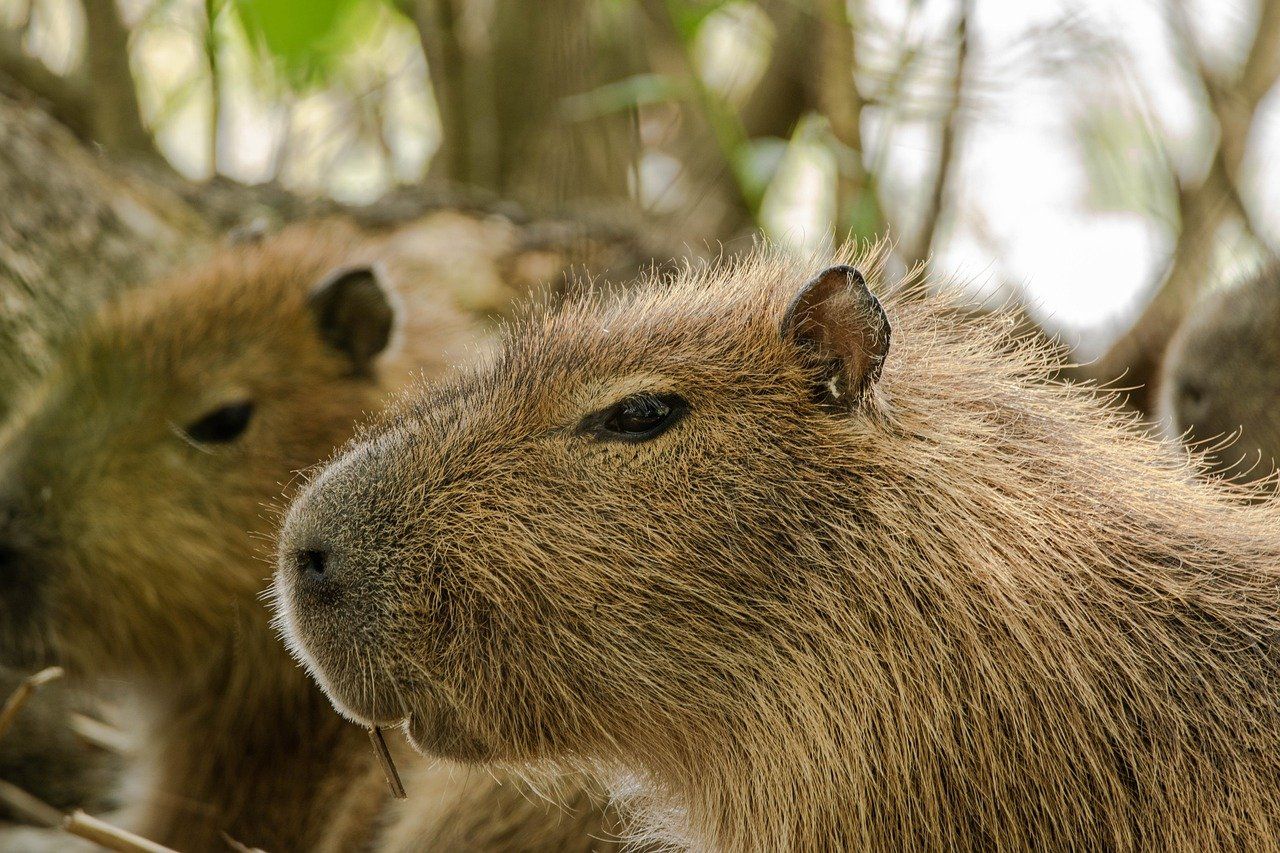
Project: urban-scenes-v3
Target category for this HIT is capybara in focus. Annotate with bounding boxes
[278,246,1280,851]
[1160,263,1280,487]
[0,224,628,850]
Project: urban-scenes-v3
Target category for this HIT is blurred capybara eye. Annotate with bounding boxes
[1179,382,1205,412]
[590,393,688,442]
[185,401,255,444]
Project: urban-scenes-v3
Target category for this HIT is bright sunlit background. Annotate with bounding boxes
[4,0,1274,354]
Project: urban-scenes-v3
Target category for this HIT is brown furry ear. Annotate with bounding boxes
[309,266,395,377]
[781,265,890,409]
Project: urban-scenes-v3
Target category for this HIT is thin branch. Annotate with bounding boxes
[77,0,159,160]
[820,0,888,241]
[203,0,221,177]
[908,0,971,269]
[641,0,755,222]
[1164,0,1266,231]
[367,725,407,799]
[0,666,63,744]
[411,0,472,183]
[1085,0,1280,414]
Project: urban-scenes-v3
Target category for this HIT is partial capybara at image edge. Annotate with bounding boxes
[0,666,120,822]
[1160,262,1280,489]
[277,244,1280,851]
[0,222,632,852]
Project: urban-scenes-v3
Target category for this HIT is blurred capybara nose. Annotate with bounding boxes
[0,543,34,598]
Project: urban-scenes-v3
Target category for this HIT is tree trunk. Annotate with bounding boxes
[0,82,209,419]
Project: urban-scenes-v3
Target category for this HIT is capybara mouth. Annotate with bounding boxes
[310,672,409,730]
[404,704,492,763]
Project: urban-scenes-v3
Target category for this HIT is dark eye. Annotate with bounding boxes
[583,393,688,442]
[185,401,255,444]
[1179,381,1204,408]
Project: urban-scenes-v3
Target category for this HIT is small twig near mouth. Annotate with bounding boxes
[0,665,64,744]
[368,725,407,799]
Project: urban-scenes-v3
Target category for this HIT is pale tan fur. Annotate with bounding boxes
[280,243,1280,851]
[0,223,626,851]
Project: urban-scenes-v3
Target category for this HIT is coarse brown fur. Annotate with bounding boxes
[0,223,628,851]
[278,244,1280,851]
[1159,263,1280,487]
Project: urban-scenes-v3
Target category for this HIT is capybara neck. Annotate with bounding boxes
[140,628,379,852]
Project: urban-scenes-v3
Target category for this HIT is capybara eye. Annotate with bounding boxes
[1179,381,1204,409]
[585,393,688,442]
[185,401,255,444]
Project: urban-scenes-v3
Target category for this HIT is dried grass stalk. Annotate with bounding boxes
[0,666,64,744]
[367,726,407,799]
[64,810,179,853]
[0,779,64,828]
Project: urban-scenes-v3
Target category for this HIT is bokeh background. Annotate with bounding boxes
[2,0,1277,395]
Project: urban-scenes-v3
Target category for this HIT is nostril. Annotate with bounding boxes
[296,548,327,578]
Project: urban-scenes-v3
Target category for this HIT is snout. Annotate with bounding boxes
[0,528,53,667]
[273,455,410,726]
[279,528,346,607]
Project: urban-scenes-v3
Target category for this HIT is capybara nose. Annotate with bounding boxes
[291,545,340,601]
[295,548,328,580]
[0,543,34,599]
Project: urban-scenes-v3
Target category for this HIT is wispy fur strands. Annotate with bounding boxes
[280,244,1280,851]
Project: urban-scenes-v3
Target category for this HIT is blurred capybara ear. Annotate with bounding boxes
[781,264,890,409]
[308,265,395,376]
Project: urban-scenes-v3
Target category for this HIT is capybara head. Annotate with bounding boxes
[278,245,1280,849]
[1159,264,1280,486]
[273,250,904,763]
[0,224,467,677]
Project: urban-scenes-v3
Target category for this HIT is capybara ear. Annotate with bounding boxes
[308,265,395,376]
[781,265,890,409]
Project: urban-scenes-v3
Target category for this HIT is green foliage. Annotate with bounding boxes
[230,0,385,89]
[664,0,738,40]
[841,188,884,242]
[734,136,787,209]
[1075,106,1176,224]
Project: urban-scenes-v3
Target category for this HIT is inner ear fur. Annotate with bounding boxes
[781,264,891,409]
[308,265,395,377]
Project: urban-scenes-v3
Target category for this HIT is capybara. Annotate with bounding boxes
[0,224,628,851]
[1160,263,1280,486]
[277,246,1280,851]
[0,666,119,822]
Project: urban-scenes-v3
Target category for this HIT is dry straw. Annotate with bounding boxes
[368,726,407,799]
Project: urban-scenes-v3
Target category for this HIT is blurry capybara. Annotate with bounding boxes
[0,666,119,819]
[278,246,1280,851]
[1160,263,1280,486]
[0,224,629,851]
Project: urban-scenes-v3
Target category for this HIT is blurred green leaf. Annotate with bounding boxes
[231,0,382,89]
[733,136,787,208]
[841,190,884,242]
[561,73,690,121]
[664,0,736,41]
[1075,106,1176,222]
